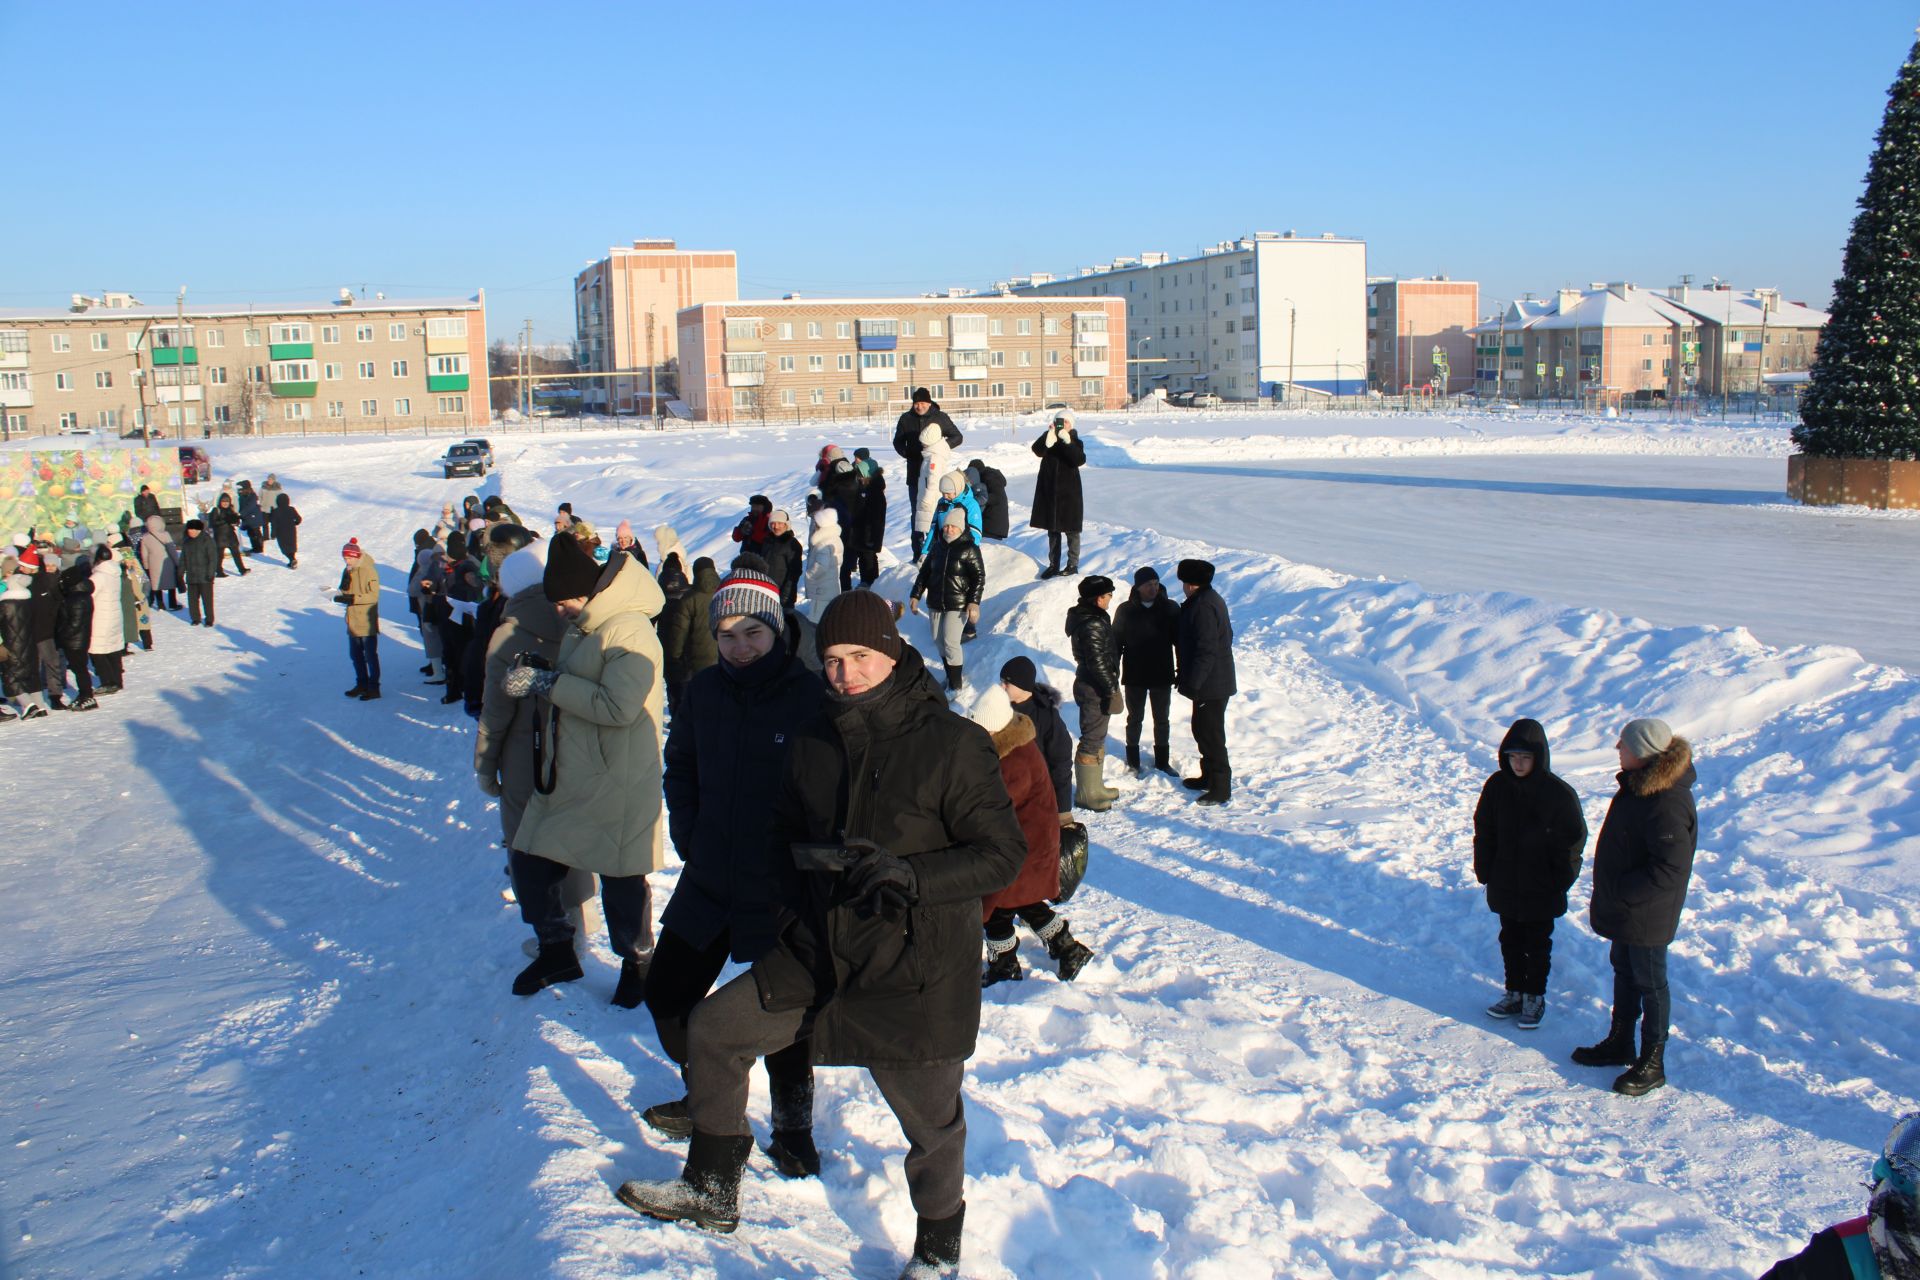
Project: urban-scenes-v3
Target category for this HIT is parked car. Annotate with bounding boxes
[460,437,494,466]
[443,443,486,479]
[178,446,212,484]
[57,424,95,437]
[1189,391,1223,409]
[1166,391,1195,407]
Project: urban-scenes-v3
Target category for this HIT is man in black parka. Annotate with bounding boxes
[893,388,963,514]
[964,458,1009,541]
[1472,718,1587,1030]
[618,590,1024,1280]
[1571,716,1696,1098]
[1113,565,1180,776]
[1175,558,1236,805]
[642,562,826,1176]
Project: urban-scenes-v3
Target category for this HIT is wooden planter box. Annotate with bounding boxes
[1786,454,1920,510]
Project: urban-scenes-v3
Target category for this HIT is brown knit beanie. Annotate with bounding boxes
[815,589,902,660]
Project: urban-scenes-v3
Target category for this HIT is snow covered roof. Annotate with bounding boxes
[1468,286,1827,335]
[1663,288,1829,330]
[683,295,1117,311]
[1528,287,1697,331]
[0,295,483,322]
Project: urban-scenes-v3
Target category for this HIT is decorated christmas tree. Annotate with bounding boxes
[1795,33,1920,459]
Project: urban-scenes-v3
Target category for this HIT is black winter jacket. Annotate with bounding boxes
[893,405,963,481]
[1013,684,1074,813]
[1065,601,1120,699]
[1757,1221,1866,1280]
[761,530,804,607]
[1113,587,1179,688]
[759,644,1025,1067]
[268,496,301,551]
[179,532,219,585]
[132,491,161,522]
[1028,428,1086,533]
[55,564,93,653]
[1472,719,1587,921]
[659,561,721,693]
[852,467,888,553]
[820,463,860,531]
[209,502,244,547]
[910,530,984,613]
[1176,584,1237,701]
[1589,739,1698,948]
[0,596,40,696]
[29,570,60,643]
[966,462,1010,539]
[661,644,827,962]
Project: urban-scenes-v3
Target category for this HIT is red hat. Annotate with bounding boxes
[17,543,40,571]
[341,538,362,559]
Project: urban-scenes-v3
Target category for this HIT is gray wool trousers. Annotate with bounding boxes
[686,971,968,1219]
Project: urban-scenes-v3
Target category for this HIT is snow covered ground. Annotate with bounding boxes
[3,410,1916,1279]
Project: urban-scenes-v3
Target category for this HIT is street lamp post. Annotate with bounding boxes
[1284,298,1296,406]
[1134,334,1152,401]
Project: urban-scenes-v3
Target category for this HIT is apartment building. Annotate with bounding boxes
[1469,283,1826,400]
[575,239,737,413]
[1366,277,1479,394]
[988,231,1368,400]
[676,296,1128,424]
[0,290,489,436]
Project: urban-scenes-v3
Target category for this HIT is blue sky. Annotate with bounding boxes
[4,1,1912,345]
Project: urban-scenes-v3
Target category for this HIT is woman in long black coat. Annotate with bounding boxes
[267,494,301,567]
[1029,408,1085,578]
[1472,718,1587,1028]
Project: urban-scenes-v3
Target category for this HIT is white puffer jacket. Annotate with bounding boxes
[804,509,843,621]
[89,556,123,655]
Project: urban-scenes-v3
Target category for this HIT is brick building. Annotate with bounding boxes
[574,239,737,413]
[1366,277,1479,394]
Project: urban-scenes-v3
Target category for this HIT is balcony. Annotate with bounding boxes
[857,334,897,351]
[269,342,314,361]
[427,374,469,393]
[269,381,318,398]
[1074,359,1110,377]
[150,345,199,366]
[155,385,204,403]
[0,385,30,409]
[949,353,989,379]
[857,365,897,384]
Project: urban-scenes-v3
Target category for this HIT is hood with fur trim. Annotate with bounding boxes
[1623,737,1694,797]
[985,708,1037,759]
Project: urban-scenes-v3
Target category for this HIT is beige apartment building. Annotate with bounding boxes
[575,239,738,414]
[1468,283,1826,400]
[1367,277,1479,393]
[0,290,489,437]
[677,296,1130,424]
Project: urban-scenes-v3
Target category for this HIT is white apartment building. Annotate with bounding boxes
[988,231,1368,400]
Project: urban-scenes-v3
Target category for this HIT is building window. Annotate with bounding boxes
[430,354,466,375]
[902,320,916,337]
[837,387,853,404]
[777,322,792,340]
[244,328,262,347]
[208,366,228,385]
[394,397,411,415]
[1082,379,1102,396]
[836,354,853,371]
[324,401,343,418]
[356,325,374,342]
[1045,381,1059,396]
[323,363,341,380]
[91,333,109,351]
[438,395,465,414]
[0,372,25,391]
[1019,381,1033,397]
[426,317,467,339]
[50,333,71,353]
[954,383,980,399]
[836,322,852,339]
[1016,318,1032,336]
[928,320,943,337]
[778,355,796,372]
[128,332,141,350]
[929,352,945,369]
[322,325,340,344]
[361,399,378,415]
[1043,318,1061,335]
[807,322,822,339]
[273,361,315,383]
[869,387,887,402]
[931,385,944,399]
[54,372,71,390]
[1046,350,1061,366]
[96,371,112,388]
[989,319,1004,336]
[57,412,77,430]
[391,360,409,377]
[389,323,408,341]
[95,409,120,429]
[1017,351,1032,367]
[357,361,375,379]
[725,317,761,341]
[989,382,1005,396]
[1642,359,1653,371]
[902,352,916,369]
[807,355,824,372]
[989,351,1005,367]
[860,352,896,371]
[203,329,224,348]
[781,388,796,406]
[271,323,311,343]
[285,402,310,420]
[810,388,824,406]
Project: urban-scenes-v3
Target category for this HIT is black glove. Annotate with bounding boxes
[843,839,918,919]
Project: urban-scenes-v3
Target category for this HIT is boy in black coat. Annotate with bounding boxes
[1175,558,1236,805]
[1472,718,1586,1030]
[1113,565,1180,776]
[1571,717,1697,1098]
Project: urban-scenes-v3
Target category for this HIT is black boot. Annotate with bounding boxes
[1612,1037,1667,1097]
[943,663,963,693]
[344,684,368,697]
[1154,744,1175,775]
[642,1096,693,1139]
[1125,743,1142,774]
[1182,774,1207,790]
[1041,921,1094,981]
[610,955,649,1009]
[1196,767,1231,806]
[765,1075,820,1178]
[512,943,583,996]
[982,938,1022,987]
[1570,1017,1638,1067]
[615,1130,755,1233]
[898,1203,964,1279]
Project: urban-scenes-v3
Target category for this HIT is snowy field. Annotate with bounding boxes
[3,409,1917,1279]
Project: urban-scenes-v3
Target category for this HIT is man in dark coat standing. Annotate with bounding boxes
[893,388,962,514]
[1113,565,1179,776]
[964,458,1010,541]
[1571,717,1696,1098]
[758,511,804,609]
[642,558,826,1176]
[1029,408,1086,578]
[132,485,161,523]
[179,518,220,627]
[1175,559,1235,805]
[1472,718,1586,1030]
[847,451,886,589]
[617,590,1024,1280]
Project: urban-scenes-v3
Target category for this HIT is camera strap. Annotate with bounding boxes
[531,701,559,795]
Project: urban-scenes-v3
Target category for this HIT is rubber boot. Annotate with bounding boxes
[1570,1014,1638,1067]
[898,1203,965,1279]
[982,935,1022,987]
[1089,753,1121,802]
[1074,755,1112,813]
[765,1074,820,1178]
[615,1131,755,1233]
[1612,1037,1667,1097]
[1038,918,1094,982]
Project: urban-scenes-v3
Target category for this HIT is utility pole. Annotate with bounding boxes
[1287,301,1297,406]
[646,309,657,426]
[521,318,534,418]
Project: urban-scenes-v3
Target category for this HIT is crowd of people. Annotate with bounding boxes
[1,473,298,718]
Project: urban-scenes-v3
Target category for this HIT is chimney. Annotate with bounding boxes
[1557,287,1584,313]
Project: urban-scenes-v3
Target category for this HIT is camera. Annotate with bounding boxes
[513,651,552,672]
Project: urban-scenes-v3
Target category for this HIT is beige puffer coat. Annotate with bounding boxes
[511,555,667,877]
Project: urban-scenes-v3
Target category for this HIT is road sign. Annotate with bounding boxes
[1536,362,1546,377]
[1553,365,1563,378]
